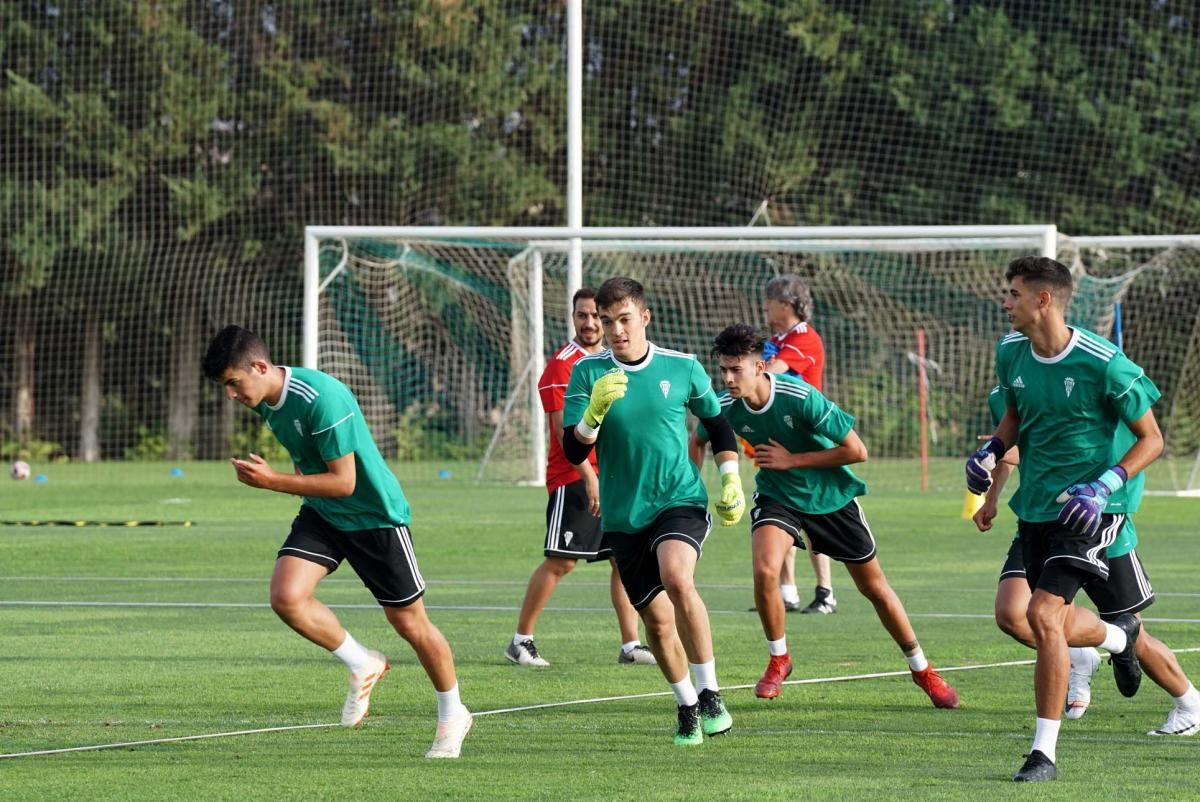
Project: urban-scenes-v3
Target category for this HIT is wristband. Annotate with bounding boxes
[576,420,600,440]
[718,460,738,476]
[1097,465,1127,493]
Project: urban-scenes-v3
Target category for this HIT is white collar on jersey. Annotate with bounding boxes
[741,372,777,415]
[1030,327,1081,365]
[266,366,293,411]
[612,342,656,372]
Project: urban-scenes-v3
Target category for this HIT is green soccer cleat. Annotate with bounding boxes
[698,689,732,736]
[673,703,703,746]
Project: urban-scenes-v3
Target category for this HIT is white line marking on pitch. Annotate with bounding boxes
[3,650,1199,761]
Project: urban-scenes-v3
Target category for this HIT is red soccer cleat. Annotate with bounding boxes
[912,665,960,709]
[754,654,793,699]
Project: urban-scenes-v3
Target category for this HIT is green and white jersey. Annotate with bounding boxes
[702,373,866,515]
[994,327,1159,523]
[563,342,719,533]
[255,367,410,530]
[987,384,1140,557]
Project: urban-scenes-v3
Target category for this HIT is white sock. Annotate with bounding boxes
[1174,683,1200,712]
[780,583,800,604]
[513,632,533,646]
[905,647,929,673]
[669,676,699,707]
[767,637,788,656]
[435,684,464,722]
[621,640,641,655]
[690,660,719,693]
[1031,717,1060,763]
[1100,623,1127,654]
[332,631,372,673]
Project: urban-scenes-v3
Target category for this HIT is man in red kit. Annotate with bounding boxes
[504,288,655,667]
[762,274,837,615]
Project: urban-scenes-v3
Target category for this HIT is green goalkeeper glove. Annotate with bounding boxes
[583,369,628,429]
[715,470,745,527]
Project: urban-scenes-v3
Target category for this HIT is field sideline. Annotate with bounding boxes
[1,459,1197,800]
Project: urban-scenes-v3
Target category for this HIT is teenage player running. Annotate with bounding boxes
[505,288,654,668]
[201,326,472,759]
[761,275,837,615]
[965,256,1160,782]
[692,323,959,709]
[975,385,1200,734]
[561,277,746,746]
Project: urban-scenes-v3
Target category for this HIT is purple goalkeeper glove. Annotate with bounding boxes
[965,436,1006,495]
[762,339,781,361]
[1056,466,1127,537]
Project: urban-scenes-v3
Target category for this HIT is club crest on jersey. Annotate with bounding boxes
[659,380,670,398]
[1064,377,1075,397]
[784,415,794,429]
[293,420,304,436]
[1012,376,1025,389]
[741,425,754,433]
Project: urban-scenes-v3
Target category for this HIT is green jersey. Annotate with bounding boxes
[563,343,720,533]
[701,373,866,514]
[987,383,1140,557]
[994,327,1159,524]
[255,367,411,530]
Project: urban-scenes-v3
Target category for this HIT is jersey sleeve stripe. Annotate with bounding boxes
[537,383,569,391]
[288,382,318,403]
[312,412,354,434]
[290,378,321,398]
[1112,370,1147,399]
[1076,339,1115,362]
[813,406,835,428]
[689,386,714,400]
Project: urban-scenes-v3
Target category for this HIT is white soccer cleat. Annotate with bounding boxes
[504,638,550,667]
[341,649,390,727]
[425,707,474,758]
[1148,704,1200,737]
[1065,646,1101,720]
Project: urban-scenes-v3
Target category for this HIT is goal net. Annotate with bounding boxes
[307,226,1063,484]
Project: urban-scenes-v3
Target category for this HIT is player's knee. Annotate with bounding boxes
[269,587,307,618]
[751,558,779,589]
[545,557,576,578]
[386,606,429,642]
[994,607,1024,639]
[660,570,695,600]
[1025,602,1063,640]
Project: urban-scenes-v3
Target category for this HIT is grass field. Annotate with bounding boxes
[2,459,1198,800]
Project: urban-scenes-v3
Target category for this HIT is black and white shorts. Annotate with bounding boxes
[606,506,711,611]
[1018,514,1124,604]
[544,480,610,562]
[999,535,1154,618]
[278,505,426,608]
[750,494,877,564]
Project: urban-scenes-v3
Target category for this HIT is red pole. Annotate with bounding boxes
[917,328,928,492]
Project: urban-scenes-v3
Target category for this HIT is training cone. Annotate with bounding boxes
[960,489,984,519]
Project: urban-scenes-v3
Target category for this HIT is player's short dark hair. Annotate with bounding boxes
[765,274,813,322]
[595,277,646,311]
[201,325,270,381]
[572,287,597,308]
[712,323,768,359]
[1005,256,1073,302]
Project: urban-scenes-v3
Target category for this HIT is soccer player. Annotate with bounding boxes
[505,288,654,668]
[975,385,1200,734]
[693,323,960,709]
[201,326,472,759]
[561,277,746,746]
[762,275,836,615]
[965,256,1162,781]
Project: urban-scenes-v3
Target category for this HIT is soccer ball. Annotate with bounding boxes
[10,460,30,481]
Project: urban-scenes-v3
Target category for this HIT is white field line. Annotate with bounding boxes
[3,649,1200,761]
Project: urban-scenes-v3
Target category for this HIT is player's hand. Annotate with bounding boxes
[1055,467,1125,537]
[583,472,601,517]
[965,436,1005,494]
[715,470,745,526]
[753,438,794,470]
[972,499,997,533]
[231,453,277,490]
[583,369,628,428]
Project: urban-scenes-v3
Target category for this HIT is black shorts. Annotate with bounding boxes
[1084,549,1156,619]
[749,494,877,564]
[1019,514,1124,603]
[278,505,426,608]
[544,480,610,562]
[999,537,1025,581]
[606,507,711,610]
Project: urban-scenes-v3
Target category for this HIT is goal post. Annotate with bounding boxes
[303,224,1057,484]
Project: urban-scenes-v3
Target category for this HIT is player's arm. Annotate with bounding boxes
[966,405,1020,494]
[697,412,745,526]
[1114,408,1164,477]
[973,443,1019,532]
[232,452,356,497]
[754,428,868,471]
[689,430,710,470]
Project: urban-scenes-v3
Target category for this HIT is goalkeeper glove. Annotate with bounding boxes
[965,436,1006,495]
[715,469,745,527]
[1056,466,1127,537]
[582,368,628,429]
[762,339,781,360]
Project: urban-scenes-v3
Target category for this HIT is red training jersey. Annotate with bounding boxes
[769,322,824,391]
[538,340,600,493]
